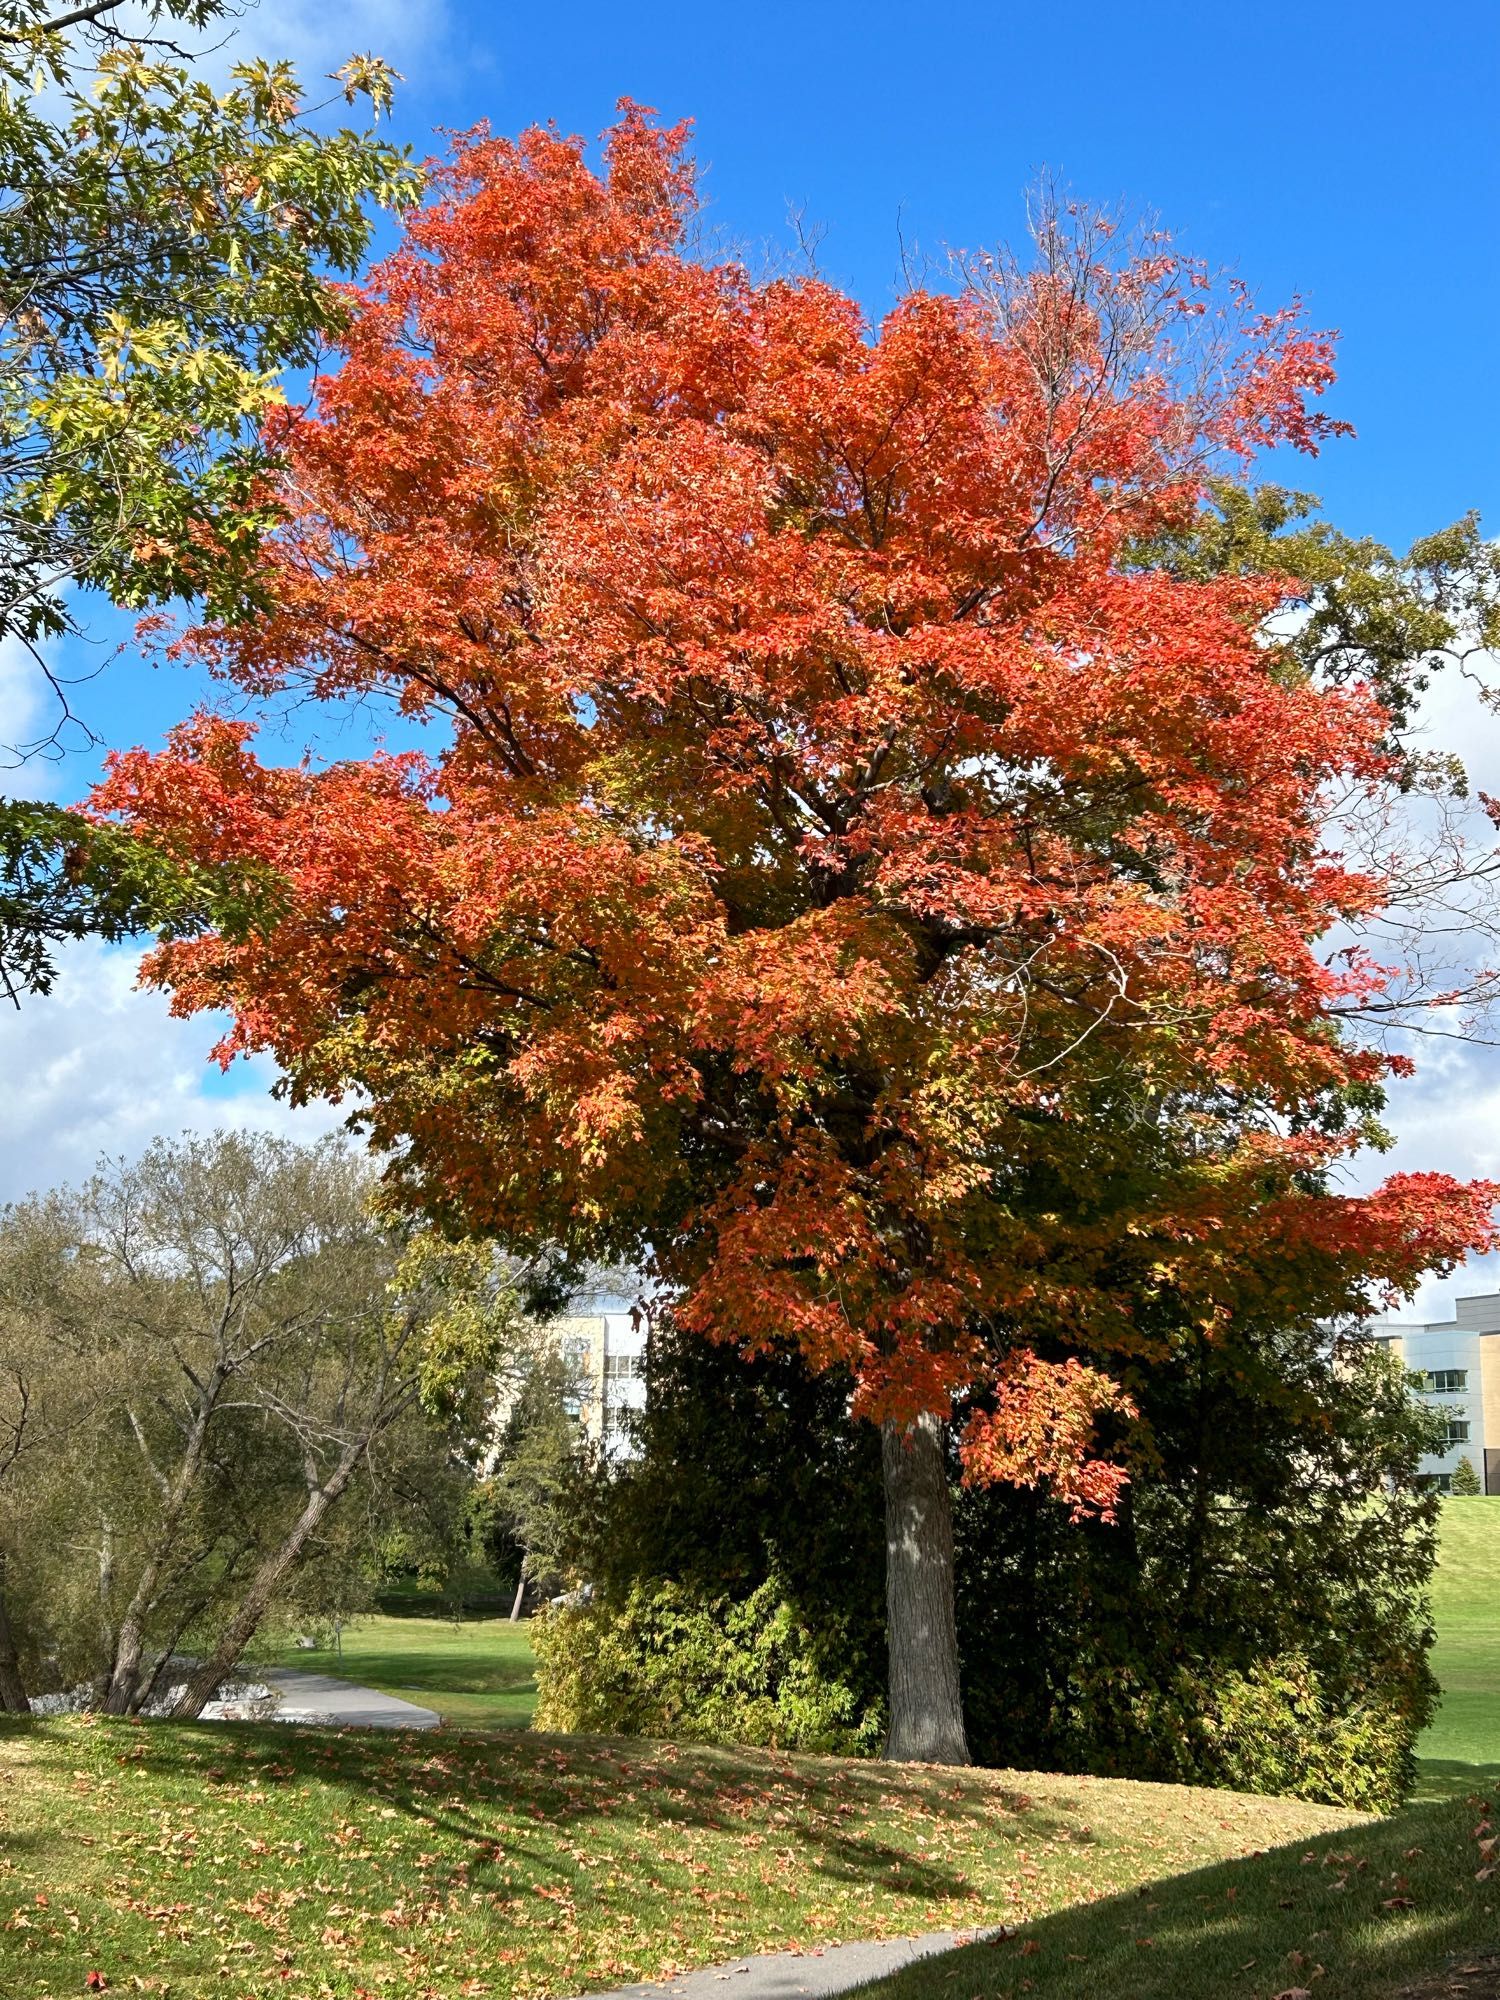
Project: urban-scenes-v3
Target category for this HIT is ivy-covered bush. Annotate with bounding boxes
[532,1575,884,1755]
[1014,1646,1432,1814]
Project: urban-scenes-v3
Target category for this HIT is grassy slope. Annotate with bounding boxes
[3,1499,1494,1998]
[1420,1497,1500,1797]
[256,1613,538,1731]
[849,1793,1498,2000]
[0,1719,1360,2000]
[856,1495,1500,2000]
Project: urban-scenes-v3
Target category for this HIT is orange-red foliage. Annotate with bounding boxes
[96,107,1498,1510]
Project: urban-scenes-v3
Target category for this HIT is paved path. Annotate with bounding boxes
[248,1666,441,1730]
[565,1928,1002,2000]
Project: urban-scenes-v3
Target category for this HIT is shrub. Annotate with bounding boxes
[1024,1647,1430,1814]
[1200,1653,1430,1813]
[531,1574,885,1755]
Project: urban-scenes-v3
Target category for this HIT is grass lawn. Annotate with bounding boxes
[0,1718,1367,2000]
[844,1494,1500,2000]
[3,1501,1495,1999]
[849,1792,1499,2000]
[255,1613,538,1731]
[1418,1497,1500,1801]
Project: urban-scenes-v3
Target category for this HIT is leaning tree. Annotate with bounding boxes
[97,108,1499,1761]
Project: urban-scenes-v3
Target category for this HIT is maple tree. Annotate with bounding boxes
[96,107,1500,1762]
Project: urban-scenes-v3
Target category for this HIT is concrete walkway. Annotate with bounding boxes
[566,1928,1003,2000]
[247,1665,441,1730]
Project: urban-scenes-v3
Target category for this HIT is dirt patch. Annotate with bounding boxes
[1399,1957,1500,1998]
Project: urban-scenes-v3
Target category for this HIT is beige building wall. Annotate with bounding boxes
[1482,1333,1500,1493]
[492,1310,646,1457]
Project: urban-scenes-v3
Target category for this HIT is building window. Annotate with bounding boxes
[1426,1473,1454,1494]
[604,1353,645,1382]
[1424,1369,1468,1394]
[1443,1419,1471,1446]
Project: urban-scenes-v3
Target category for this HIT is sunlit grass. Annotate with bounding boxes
[1420,1497,1500,1784]
[254,1612,538,1730]
[852,1789,1498,2000]
[0,1718,1361,1999]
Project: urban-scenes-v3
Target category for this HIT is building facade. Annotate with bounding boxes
[1370,1290,1500,1492]
[546,1308,648,1459]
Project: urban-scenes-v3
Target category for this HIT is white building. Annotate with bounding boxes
[1368,1290,1500,1492]
[550,1308,648,1458]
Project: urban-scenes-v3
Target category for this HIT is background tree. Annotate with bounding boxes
[0,0,418,1000]
[1450,1455,1482,1497]
[0,1132,518,1714]
[476,1342,595,1620]
[96,110,1500,1762]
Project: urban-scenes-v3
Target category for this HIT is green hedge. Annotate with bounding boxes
[532,1575,886,1756]
[1031,1648,1430,1815]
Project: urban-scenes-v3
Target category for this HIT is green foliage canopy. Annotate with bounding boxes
[0,0,418,999]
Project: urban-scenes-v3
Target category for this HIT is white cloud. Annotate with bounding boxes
[1345,1044,1500,1321]
[0,938,351,1205]
[1339,651,1500,1321]
[94,0,457,96]
[208,0,455,92]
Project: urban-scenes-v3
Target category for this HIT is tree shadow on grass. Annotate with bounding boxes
[853,1792,1500,2000]
[1415,1757,1500,1803]
[12,1715,1431,2000]
[300,1720,1051,1903]
[29,1713,1093,1911]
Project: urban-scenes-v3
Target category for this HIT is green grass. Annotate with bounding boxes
[1419,1497,1500,1800]
[0,1719,1365,2000]
[255,1612,538,1731]
[844,1494,1500,2000]
[3,1503,1495,1998]
[849,1791,1499,2000]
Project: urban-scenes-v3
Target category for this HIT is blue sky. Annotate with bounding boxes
[410,0,1497,553]
[5,0,1500,1312]
[65,0,1500,767]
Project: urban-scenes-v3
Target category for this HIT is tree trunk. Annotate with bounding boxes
[881,1413,970,1765]
[509,1558,527,1622]
[102,1389,218,1715]
[0,1561,29,1713]
[170,1442,364,1720]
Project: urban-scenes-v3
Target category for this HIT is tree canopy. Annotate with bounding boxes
[0,1131,521,1717]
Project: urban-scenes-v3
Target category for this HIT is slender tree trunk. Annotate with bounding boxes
[881,1413,970,1765]
[509,1557,528,1622]
[103,1389,218,1715]
[0,1560,29,1713]
[130,1572,229,1716]
[170,1442,365,1720]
